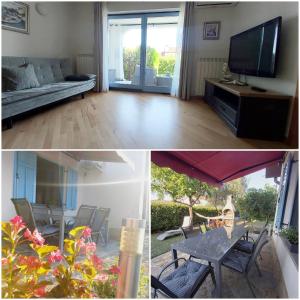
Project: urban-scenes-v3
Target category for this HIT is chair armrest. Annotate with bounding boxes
[158,258,186,280]
[151,275,178,298]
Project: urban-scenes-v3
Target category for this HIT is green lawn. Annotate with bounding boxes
[151,233,184,258]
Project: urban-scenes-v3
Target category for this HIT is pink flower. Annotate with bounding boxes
[111,280,118,287]
[18,256,41,270]
[24,228,45,245]
[53,268,60,276]
[95,273,109,282]
[1,258,9,265]
[82,227,92,238]
[91,254,103,270]
[34,286,46,297]
[84,242,96,255]
[23,228,32,239]
[109,265,120,274]
[75,238,86,251]
[48,250,63,264]
[10,215,25,232]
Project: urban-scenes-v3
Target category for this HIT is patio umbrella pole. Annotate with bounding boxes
[116,218,146,298]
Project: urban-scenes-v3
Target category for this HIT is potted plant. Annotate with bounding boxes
[280,227,298,253]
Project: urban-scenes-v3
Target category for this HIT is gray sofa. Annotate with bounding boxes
[2,56,96,128]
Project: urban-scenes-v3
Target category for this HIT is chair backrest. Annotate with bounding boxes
[253,227,268,250]
[74,205,97,227]
[246,229,269,274]
[31,203,50,226]
[11,198,36,231]
[48,206,64,224]
[91,207,110,233]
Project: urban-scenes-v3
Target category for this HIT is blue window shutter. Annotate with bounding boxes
[13,152,37,203]
[275,155,292,230]
[66,169,78,210]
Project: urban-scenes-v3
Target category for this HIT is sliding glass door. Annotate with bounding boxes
[108,12,179,94]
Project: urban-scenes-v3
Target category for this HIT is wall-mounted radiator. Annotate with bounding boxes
[196,58,227,96]
[76,54,95,74]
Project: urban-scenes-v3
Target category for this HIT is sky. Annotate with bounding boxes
[245,168,277,190]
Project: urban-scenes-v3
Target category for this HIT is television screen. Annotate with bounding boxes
[228,17,281,77]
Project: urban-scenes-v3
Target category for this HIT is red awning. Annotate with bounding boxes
[151,151,285,186]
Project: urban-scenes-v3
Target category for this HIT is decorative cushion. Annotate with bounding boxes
[234,240,255,254]
[65,75,91,81]
[2,64,40,91]
[161,260,210,298]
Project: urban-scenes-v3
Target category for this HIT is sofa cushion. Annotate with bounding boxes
[2,64,40,91]
[25,58,55,85]
[2,81,91,105]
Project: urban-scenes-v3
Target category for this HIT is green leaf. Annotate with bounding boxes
[34,245,58,258]
[64,239,75,255]
[69,226,86,239]
[1,222,12,237]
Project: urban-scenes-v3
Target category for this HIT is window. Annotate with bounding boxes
[36,156,64,207]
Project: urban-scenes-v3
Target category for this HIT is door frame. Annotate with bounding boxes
[108,11,179,94]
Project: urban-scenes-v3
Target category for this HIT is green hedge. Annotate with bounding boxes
[151,201,218,232]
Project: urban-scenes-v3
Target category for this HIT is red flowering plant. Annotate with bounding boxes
[2,216,120,298]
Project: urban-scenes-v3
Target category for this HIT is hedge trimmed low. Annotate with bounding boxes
[151,201,218,232]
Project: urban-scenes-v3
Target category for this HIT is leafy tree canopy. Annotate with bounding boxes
[236,184,278,221]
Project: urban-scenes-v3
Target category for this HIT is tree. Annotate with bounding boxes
[209,178,248,214]
[151,164,212,227]
[236,184,278,222]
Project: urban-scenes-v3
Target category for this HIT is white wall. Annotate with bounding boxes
[76,151,148,239]
[2,2,74,58]
[191,6,235,95]
[231,1,298,96]
[273,234,298,298]
[272,151,299,298]
[1,152,16,221]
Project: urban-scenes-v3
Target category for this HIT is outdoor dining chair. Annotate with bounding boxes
[151,257,216,298]
[90,207,110,245]
[180,222,204,239]
[221,228,269,297]
[31,203,51,226]
[66,205,97,231]
[234,224,268,255]
[11,198,60,239]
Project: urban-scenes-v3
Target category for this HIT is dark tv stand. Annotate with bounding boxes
[251,86,267,92]
[204,79,291,140]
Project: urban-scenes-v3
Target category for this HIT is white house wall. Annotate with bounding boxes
[2,151,16,221]
[272,151,299,298]
[77,151,148,239]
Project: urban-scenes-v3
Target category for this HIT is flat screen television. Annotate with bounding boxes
[228,16,282,78]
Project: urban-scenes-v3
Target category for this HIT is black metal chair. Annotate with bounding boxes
[151,257,216,298]
[11,198,60,238]
[222,229,269,297]
[234,225,268,255]
[90,207,110,244]
[180,222,203,239]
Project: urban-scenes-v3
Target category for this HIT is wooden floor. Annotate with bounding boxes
[2,91,289,149]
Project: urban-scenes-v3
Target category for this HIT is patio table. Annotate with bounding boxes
[171,224,247,298]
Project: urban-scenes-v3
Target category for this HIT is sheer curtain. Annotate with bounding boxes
[109,25,125,81]
[171,2,185,97]
[94,2,109,92]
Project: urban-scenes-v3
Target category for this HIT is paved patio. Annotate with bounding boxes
[151,233,288,298]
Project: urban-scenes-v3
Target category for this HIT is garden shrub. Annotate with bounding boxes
[151,201,218,232]
[2,216,119,298]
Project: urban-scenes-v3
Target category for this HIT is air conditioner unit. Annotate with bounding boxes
[195,2,238,9]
